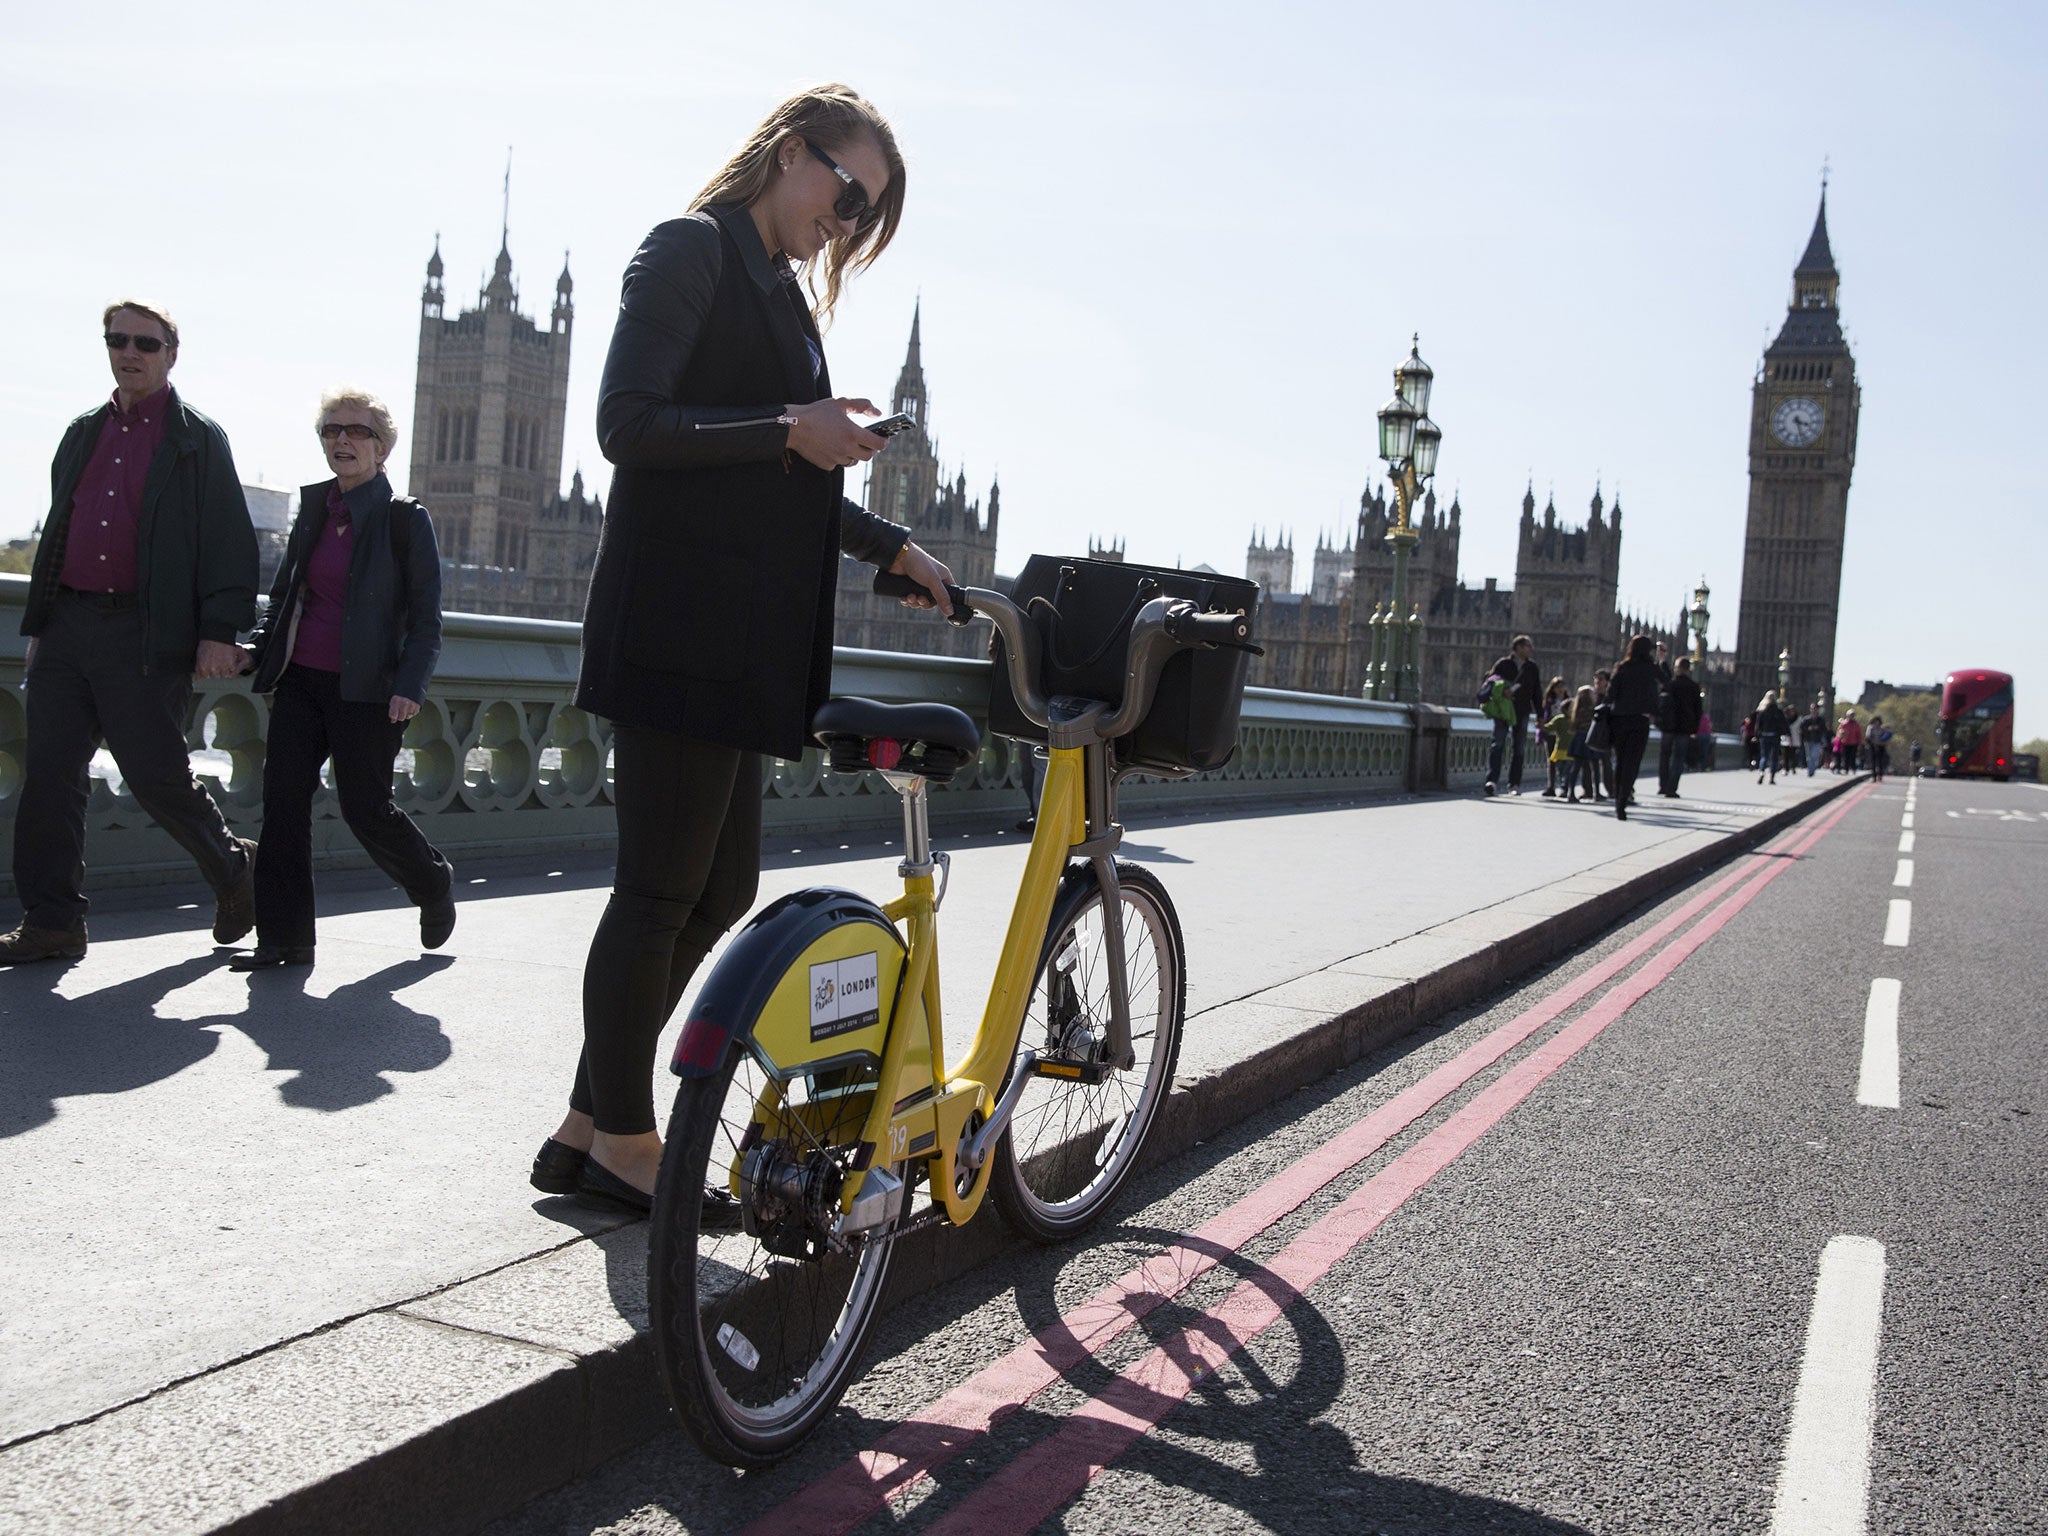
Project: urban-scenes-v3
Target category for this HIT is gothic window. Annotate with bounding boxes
[465,412,478,463]
[435,409,449,463]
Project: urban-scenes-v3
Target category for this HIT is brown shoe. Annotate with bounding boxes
[0,922,89,964]
[213,836,258,945]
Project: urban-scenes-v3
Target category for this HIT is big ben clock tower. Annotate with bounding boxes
[1732,192,1861,718]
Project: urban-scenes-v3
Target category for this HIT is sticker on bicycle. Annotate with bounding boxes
[809,952,881,1041]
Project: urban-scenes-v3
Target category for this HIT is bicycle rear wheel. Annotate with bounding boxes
[648,1044,901,1466]
[991,861,1186,1242]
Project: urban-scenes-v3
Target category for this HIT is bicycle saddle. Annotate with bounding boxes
[811,696,982,784]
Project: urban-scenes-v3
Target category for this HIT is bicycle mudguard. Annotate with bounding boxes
[671,886,906,1081]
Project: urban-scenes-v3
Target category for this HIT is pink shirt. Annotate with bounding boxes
[59,386,170,593]
[290,483,354,673]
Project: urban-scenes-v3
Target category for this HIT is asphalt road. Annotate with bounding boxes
[490,774,2046,1536]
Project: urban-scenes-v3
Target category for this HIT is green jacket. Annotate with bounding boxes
[22,386,257,673]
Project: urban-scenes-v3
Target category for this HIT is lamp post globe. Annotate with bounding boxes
[1412,417,1442,482]
[1395,335,1434,415]
[1377,392,1418,464]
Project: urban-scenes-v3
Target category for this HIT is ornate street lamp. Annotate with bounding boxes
[1688,578,1710,668]
[1369,336,1441,702]
[1778,647,1792,699]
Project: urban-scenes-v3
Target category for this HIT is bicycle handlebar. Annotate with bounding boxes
[870,568,1249,742]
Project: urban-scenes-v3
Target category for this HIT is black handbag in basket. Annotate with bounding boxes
[987,555,1258,774]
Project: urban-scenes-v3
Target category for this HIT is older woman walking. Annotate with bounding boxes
[231,388,454,969]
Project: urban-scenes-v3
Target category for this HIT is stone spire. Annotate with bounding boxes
[892,300,928,426]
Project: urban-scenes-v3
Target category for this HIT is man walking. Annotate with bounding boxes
[1,302,258,962]
[1656,656,1704,798]
[1483,635,1541,796]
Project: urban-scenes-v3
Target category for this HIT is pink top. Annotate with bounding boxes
[290,483,354,673]
[59,386,170,593]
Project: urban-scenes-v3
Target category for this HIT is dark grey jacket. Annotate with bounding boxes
[247,473,443,704]
[574,203,911,758]
[23,386,257,673]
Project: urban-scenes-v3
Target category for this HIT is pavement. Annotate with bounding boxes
[482,773,2043,1535]
[0,766,1861,1535]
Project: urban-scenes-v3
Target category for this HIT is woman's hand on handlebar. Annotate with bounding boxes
[784,398,886,471]
[889,542,955,618]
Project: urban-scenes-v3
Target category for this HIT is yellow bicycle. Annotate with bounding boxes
[646,570,1253,1465]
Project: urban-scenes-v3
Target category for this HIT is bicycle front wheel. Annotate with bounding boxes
[648,1044,901,1466]
[991,861,1186,1242]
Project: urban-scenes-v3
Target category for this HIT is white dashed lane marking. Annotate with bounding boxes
[1769,1236,1889,1536]
[1893,860,1913,888]
[1856,979,1901,1109]
[1900,812,1913,829]
[1883,900,1911,947]
[1897,831,1914,854]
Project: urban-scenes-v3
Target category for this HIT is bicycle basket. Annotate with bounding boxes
[986,555,1259,774]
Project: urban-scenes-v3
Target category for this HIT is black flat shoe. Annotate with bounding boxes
[530,1137,588,1195]
[229,945,315,971]
[575,1158,653,1216]
[420,889,457,950]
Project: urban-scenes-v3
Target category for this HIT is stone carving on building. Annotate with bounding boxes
[406,216,601,621]
[1245,480,1684,703]
[1732,191,1859,716]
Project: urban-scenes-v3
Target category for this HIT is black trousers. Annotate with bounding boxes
[14,592,249,929]
[1610,716,1650,806]
[570,725,762,1135]
[253,665,451,948]
[1658,731,1687,794]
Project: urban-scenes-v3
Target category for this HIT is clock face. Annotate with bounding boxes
[1771,396,1825,447]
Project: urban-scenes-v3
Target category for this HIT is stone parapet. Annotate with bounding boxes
[0,573,1712,892]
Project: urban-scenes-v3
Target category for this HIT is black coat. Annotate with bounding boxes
[1608,656,1662,719]
[23,386,257,673]
[1662,673,1704,735]
[574,204,909,760]
[246,473,443,704]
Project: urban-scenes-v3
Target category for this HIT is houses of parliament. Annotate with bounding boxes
[402,194,1855,729]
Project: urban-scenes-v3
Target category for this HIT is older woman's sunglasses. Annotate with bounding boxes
[104,332,169,354]
[318,423,381,442]
[805,142,878,231]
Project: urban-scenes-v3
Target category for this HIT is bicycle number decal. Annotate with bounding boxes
[888,1124,909,1160]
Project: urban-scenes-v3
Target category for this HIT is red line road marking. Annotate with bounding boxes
[743,790,1866,1536]
[918,785,1872,1536]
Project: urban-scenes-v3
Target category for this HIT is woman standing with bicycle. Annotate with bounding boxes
[533,85,954,1213]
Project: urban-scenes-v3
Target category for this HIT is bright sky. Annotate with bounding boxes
[4,2,2043,739]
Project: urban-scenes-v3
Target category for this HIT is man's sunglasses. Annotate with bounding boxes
[104,332,170,354]
[805,142,878,232]
[318,422,382,442]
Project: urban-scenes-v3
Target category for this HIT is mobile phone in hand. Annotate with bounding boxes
[865,413,915,437]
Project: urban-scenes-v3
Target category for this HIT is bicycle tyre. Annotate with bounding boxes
[648,1043,900,1467]
[990,861,1186,1242]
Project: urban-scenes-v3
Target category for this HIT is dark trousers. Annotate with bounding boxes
[14,593,249,929]
[1758,733,1782,780]
[254,665,450,948]
[1487,713,1529,789]
[570,725,762,1135]
[1658,731,1687,795]
[1611,716,1650,806]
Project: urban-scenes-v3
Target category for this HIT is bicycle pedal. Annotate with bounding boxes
[1034,1057,1113,1085]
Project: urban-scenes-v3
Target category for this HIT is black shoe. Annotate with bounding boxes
[229,945,315,971]
[1483,781,1496,797]
[0,922,88,963]
[575,1158,653,1216]
[1615,802,1628,820]
[213,837,258,945]
[420,888,457,950]
[529,1137,587,1195]
[701,1185,744,1230]
[1013,816,1036,834]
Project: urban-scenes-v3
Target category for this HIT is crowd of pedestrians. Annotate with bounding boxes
[1482,633,1726,821]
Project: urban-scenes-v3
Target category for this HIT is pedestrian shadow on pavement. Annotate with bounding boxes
[0,953,229,1138]
[231,955,457,1110]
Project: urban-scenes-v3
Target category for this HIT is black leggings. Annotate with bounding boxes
[1610,716,1650,805]
[570,725,762,1134]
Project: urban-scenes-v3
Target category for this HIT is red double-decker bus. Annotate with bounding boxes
[1938,669,2015,780]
